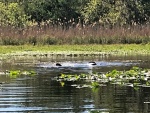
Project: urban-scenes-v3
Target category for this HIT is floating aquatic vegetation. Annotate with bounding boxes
[89,109,110,113]
[60,81,65,87]
[54,67,150,89]
[5,70,37,78]
[9,70,21,78]
[106,69,121,78]
[91,82,99,88]
[56,73,80,81]
[9,70,20,76]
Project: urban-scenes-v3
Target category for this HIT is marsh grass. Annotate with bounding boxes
[0,23,150,45]
[1,44,150,57]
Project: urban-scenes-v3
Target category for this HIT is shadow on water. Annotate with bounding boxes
[0,55,150,112]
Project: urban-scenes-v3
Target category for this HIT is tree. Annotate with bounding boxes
[124,0,145,25]
[141,0,150,22]
[0,0,149,27]
[0,2,29,28]
[81,0,110,24]
[23,0,87,29]
[81,0,147,26]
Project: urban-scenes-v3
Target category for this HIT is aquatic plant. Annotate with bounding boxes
[146,81,150,86]
[54,67,150,89]
[7,70,36,78]
[22,70,36,76]
[91,82,99,88]
[106,69,121,78]
[57,74,80,81]
[60,81,65,87]
[89,110,109,113]
[60,73,66,79]
[9,70,20,76]
[9,70,21,78]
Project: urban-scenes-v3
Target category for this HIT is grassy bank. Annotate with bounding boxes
[0,44,150,58]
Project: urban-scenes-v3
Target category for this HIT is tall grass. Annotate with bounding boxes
[0,23,150,45]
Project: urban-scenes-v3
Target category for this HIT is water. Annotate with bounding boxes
[0,55,150,113]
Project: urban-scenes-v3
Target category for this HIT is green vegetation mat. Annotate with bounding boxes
[0,44,150,58]
[2,67,150,89]
[53,66,150,89]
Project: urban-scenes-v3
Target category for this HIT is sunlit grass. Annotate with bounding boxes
[0,44,150,56]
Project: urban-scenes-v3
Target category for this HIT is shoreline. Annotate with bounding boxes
[0,44,150,59]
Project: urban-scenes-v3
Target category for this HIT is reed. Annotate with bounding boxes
[0,23,150,45]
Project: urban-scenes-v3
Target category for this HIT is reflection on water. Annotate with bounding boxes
[0,55,150,112]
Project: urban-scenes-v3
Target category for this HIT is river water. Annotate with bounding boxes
[0,55,150,113]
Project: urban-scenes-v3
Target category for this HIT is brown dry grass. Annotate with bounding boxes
[0,23,150,45]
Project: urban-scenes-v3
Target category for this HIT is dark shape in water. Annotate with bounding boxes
[89,61,97,65]
[56,63,62,66]
[55,62,97,67]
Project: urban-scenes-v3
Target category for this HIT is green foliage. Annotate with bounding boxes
[23,0,84,29]
[54,67,150,89]
[60,73,66,79]
[81,0,148,26]
[1,44,150,56]
[7,70,36,78]
[28,36,37,45]
[42,36,58,45]
[1,0,149,28]
[23,0,49,23]
[59,73,80,81]
[9,70,20,76]
[125,67,142,77]
[81,0,109,24]
[146,81,150,86]
[142,0,150,21]
[0,2,29,28]
[106,69,121,78]
[1,37,23,45]
[124,0,146,25]
[91,82,99,88]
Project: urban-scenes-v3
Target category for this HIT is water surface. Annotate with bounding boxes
[0,55,150,113]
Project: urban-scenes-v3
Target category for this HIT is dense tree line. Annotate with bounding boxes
[0,0,149,28]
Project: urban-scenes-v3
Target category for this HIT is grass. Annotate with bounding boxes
[0,24,150,45]
[0,44,150,58]
[0,24,150,58]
